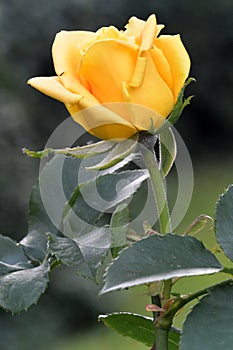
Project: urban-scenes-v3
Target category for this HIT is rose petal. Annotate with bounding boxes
[129,56,147,87]
[80,39,138,104]
[150,46,173,88]
[127,52,174,129]
[52,30,96,75]
[27,76,82,104]
[95,25,131,43]
[52,30,97,97]
[155,34,191,100]
[124,15,164,46]
[67,103,138,140]
[140,14,157,52]
[124,16,145,41]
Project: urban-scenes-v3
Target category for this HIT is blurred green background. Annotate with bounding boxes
[0,0,232,349]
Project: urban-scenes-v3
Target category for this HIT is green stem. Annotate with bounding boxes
[157,279,233,331]
[155,328,168,350]
[182,278,233,306]
[49,258,61,270]
[163,279,172,306]
[139,133,171,234]
[139,133,172,350]
[153,279,172,350]
[151,295,161,321]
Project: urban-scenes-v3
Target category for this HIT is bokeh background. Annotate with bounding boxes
[0,0,232,349]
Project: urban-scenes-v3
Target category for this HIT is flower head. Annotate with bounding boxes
[28,15,190,140]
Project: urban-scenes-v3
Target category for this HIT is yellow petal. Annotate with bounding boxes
[128,15,166,88]
[140,14,157,52]
[128,52,174,130]
[96,26,119,39]
[52,30,96,72]
[150,46,173,88]
[124,15,164,47]
[80,39,138,104]
[114,101,165,133]
[88,123,137,140]
[155,34,191,100]
[52,30,105,110]
[53,31,80,76]
[124,16,145,41]
[129,102,165,132]
[52,30,96,94]
[155,24,165,38]
[27,76,83,104]
[67,103,137,140]
[129,56,147,87]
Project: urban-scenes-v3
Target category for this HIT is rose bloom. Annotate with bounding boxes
[28,14,190,140]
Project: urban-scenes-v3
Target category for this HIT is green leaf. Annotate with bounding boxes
[99,313,154,347]
[181,282,233,350]
[168,330,180,350]
[215,185,233,261]
[28,182,59,235]
[110,204,130,258]
[48,234,84,267]
[0,263,50,314]
[100,234,222,294]
[49,228,112,281]
[165,77,195,126]
[23,139,115,159]
[21,155,85,262]
[127,179,159,234]
[0,235,32,275]
[63,170,148,238]
[156,78,195,134]
[100,153,140,175]
[99,312,180,349]
[85,137,138,170]
[76,227,112,280]
[20,181,58,262]
[159,127,177,176]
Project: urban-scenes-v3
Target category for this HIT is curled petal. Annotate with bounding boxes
[155,34,191,100]
[129,56,147,87]
[27,76,82,104]
[140,14,157,52]
[150,46,173,88]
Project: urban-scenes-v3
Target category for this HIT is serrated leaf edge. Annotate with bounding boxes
[100,234,222,295]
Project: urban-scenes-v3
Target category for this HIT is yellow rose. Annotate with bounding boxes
[28,14,190,140]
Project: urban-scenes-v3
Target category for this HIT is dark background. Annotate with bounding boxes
[0,0,232,349]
